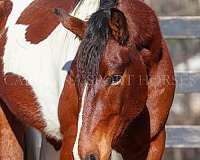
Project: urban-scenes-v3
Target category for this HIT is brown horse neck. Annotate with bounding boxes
[117,0,162,61]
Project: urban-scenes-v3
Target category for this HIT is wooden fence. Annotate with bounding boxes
[160,16,200,148]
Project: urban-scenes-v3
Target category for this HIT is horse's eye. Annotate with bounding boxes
[108,74,122,85]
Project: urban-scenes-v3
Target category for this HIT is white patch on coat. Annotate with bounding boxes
[111,150,124,160]
[3,0,100,139]
[6,0,34,27]
[73,83,88,160]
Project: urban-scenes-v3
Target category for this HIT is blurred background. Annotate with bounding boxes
[145,0,200,159]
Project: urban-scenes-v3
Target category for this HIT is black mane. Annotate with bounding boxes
[76,0,117,84]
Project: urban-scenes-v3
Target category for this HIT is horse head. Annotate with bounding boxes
[56,7,148,160]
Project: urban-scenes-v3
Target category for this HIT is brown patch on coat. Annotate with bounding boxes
[17,0,78,44]
[1,73,46,131]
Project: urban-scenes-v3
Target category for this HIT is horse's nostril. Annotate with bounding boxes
[85,154,98,160]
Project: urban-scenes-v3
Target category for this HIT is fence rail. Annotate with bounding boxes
[175,72,200,93]
[160,16,200,148]
[160,16,200,39]
[166,125,200,148]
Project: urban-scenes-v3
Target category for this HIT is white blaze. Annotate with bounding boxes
[73,83,88,160]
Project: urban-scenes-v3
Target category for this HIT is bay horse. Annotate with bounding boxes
[54,0,175,160]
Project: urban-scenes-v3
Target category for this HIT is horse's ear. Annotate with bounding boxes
[53,8,87,40]
[108,8,129,45]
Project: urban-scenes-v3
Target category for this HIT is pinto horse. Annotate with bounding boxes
[55,0,175,160]
[0,0,101,158]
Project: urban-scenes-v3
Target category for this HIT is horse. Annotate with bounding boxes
[0,0,175,159]
[0,0,102,159]
[54,0,175,159]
